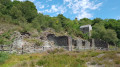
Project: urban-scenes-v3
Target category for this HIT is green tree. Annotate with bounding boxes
[79,18,92,25]
[57,14,68,28]
[92,24,118,44]
[19,1,37,22]
[92,18,103,25]
[10,6,22,19]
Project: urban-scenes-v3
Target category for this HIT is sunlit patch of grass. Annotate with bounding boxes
[36,51,103,67]
[1,53,46,67]
[0,52,9,64]
[1,50,120,67]
[91,51,120,66]
[36,53,84,67]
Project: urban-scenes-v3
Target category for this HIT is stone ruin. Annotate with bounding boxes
[47,34,72,51]
[3,28,109,54]
[80,25,92,37]
[93,39,109,49]
[47,34,109,51]
[12,31,24,48]
[11,31,42,54]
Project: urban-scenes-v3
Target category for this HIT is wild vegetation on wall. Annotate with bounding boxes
[0,0,120,46]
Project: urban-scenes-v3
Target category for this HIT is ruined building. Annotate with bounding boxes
[47,34,109,51]
[80,25,92,37]
[47,34,72,51]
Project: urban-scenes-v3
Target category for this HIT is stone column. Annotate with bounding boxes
[68,37,72,51]
[91,39,95,50]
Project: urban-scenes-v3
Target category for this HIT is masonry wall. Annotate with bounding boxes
[75,39,91,50]
[47,34,72,50]
[94,39,108,49]
[47,34,109,50]
[80,27,89,34]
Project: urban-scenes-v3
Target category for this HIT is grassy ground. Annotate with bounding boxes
[0,53,46,67]
[0,49,120,67]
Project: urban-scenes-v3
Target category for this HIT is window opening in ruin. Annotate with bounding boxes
[82,40,85,46]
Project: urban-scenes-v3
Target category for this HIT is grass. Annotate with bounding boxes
[0,52,9,64]
[92,51,120,66]
[0,53,46,67]
[35,50,102,67]
[36,53,86,67]
[0,50,120,67]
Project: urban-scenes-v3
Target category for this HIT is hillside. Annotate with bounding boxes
[0,0,120,67]
[0,0,120,47]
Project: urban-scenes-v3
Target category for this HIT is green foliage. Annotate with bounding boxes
[83,33,89,40]
[36,52,86,67]
[10,6,22,19]
[0,31,14,45]
[92,18,103,25]
[0,52,9,64]
[92,23,118,44]
[37,59,46,66]
[79,18,92,25]
[19,1,37,22]
[0,0,120,47]
[117,40,120,47]
[35,41,43,46]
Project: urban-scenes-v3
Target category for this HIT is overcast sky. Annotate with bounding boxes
[13,0,120,20]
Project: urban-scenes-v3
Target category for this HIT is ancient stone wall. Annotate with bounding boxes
[75,39,91,50]
[47,34,72,50]
[47,34,109,50]
[94,39,108,49]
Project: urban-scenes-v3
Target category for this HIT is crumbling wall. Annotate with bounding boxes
[94,39,108,49]
[47,34,72,50]
[89,39,95,49]
[47,34,69,46]
[76,39,83,49]
[85,40,91,49]
[56,36,68,46]
[47,34,108,50]
[75,39,91,50]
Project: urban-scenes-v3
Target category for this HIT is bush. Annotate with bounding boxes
[36,59,46,66]
[91,61,97,65]
[76,59,85,65]
[35,41,43,46]
[89,52,100,57]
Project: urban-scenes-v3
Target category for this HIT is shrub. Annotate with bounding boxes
[89,52,100,57]
[35,41,43,46]
[114,60,120,64]
[36,59,46,66]
[76,59,85,65]
[91,61,97,65]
